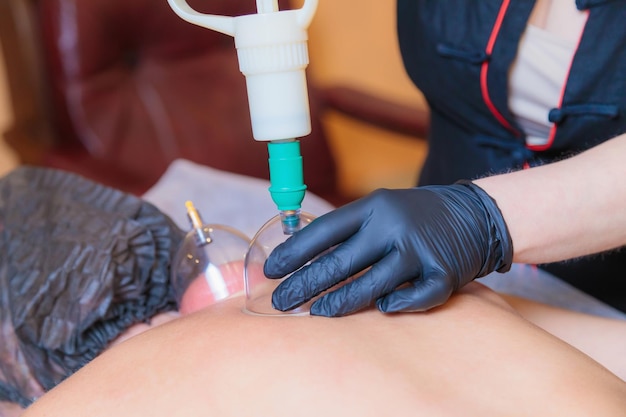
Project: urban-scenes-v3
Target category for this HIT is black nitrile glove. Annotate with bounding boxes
[264,181,513,317]
[0,166,184,407]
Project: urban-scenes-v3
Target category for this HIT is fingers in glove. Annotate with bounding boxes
[264,200,369,278]
[376,273,455,313]
[309,250,418,317]
[271,234,387,311]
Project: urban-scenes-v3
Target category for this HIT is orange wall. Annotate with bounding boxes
[306,1,428,198]
[0,47,9,131]
[0,44,19,175]
[308,0,426,108]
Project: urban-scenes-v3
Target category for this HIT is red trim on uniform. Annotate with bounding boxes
[480,0,517,133]
[527,10,590,152]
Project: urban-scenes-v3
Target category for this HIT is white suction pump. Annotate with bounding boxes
[166,2,323,315]
[166,0,318,141]
[167,0,319,234]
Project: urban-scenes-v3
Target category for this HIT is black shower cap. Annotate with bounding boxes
[0,166,184,407]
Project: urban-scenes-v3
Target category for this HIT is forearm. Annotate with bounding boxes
[475,134,626,264]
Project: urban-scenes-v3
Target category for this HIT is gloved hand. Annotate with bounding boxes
[264,181,513,317]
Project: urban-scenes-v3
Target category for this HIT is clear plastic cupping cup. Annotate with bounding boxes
[171,202,252,315]
[244,210,317,316]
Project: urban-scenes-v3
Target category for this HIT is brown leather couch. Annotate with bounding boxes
[0,0,428,204]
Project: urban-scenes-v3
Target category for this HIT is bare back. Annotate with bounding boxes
[23,283,626,417]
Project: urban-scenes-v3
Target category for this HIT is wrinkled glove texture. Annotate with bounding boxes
[265,181,513,317]
[0,166,184,407]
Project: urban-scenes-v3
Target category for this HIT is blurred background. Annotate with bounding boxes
[0,0,428,199]
[308,0,428,198]
[0,50,19,176]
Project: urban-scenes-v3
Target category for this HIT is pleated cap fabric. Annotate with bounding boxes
[0,166,184,407]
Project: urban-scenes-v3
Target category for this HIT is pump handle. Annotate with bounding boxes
[166,0,318,37]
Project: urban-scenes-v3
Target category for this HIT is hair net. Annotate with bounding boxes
[0,166,184,407]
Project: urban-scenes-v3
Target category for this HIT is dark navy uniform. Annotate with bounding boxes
[397,0,626,312]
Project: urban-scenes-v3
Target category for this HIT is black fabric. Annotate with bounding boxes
[0,166,184,407]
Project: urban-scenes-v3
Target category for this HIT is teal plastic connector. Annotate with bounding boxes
[267,140,307,212]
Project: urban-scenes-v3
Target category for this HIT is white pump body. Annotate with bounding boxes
[166,0,318,142]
